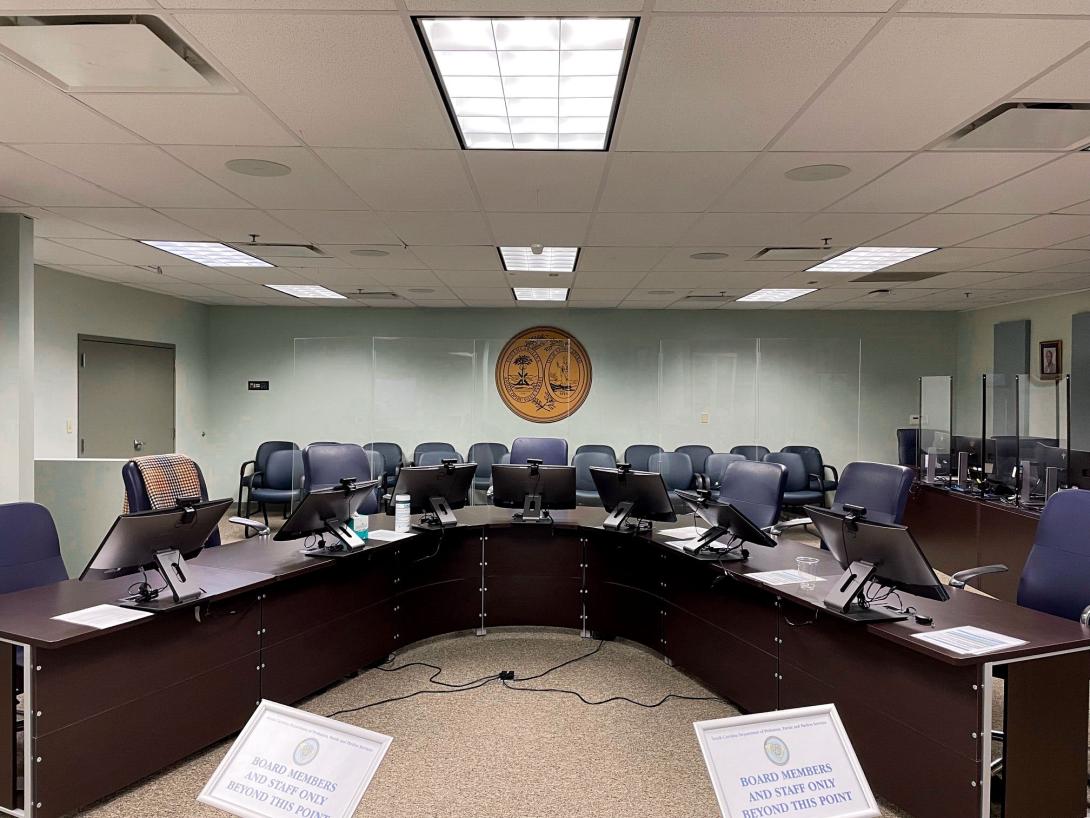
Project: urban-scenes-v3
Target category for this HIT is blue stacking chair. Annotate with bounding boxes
[574,452,614,506]
[675,445,713,476]
[302,442,379,515]
[649,451,700,510]
[510,437,568,465]
[413,441,456,465]
[730,445,770,462]
[623,444,663,472]
[418,450,464,466]
[705,453,747,497]
[763,452,824,514]
[364,442,403,490]
[575,444,616,462]
[718,460,788,529]
[775,461,914,535]
[249,448,304,525]
[781,445,838,493]
[468,443,509,493]
[238,440,298,517]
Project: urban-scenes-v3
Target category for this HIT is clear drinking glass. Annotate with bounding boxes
[795,555,819,590]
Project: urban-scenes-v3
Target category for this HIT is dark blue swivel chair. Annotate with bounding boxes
[413,442,456,466]
[649,452,698,510]
[763,452,824,514]
[675,445,713,476]
[249,448,304,525]
[302,442,379,515]
[418,450,464,466]
[122,456,222,547]
[363,442,403,490]
[510,437,568,465]
[238,441,298,517]
[705,453,747,497]
[573,452,614,506]
[781,445,838,493]
[468,443,509,493]
[731,445,770,462]
[575,444,617,463]
[623,444,663,472]
[896,428,918,467]
[718,460,788,529]
[775,461,914,535]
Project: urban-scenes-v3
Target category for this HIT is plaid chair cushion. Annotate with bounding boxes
[123,454,203,513]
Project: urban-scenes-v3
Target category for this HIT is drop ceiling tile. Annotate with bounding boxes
[1018,48,1090,101]
[829,152,1054,213]
[406,0,642,9]
[19,145,248,209]
[68,265,185,284]
[616,14,877,150]
[452,286,515,304]
[265,210,399,244]
[961,215,1090,248]
[945,154,1090,214]
[46,208,212,241]
[379,212,492,245]
[175,13,454,148]
[0,146,132,207]
[655,0,894,8]
[901,0,1090,12]
[317,149,477,211]
[0,0,152,7]
[712,152,907,213]
[34,238,117,267]
[165,0,393,7]
[0,59,141,144]
[414,300,465,308]
[321,245,426,269]
[598,152,756,212]
[224,267,311,284]
[299,270,386,289]
[157,209,308,244]
[75,93,298,146]
[896,271,1012,288]
[1,208,117,239]
[587,213,699,246]
[466,152,607,212]
[576,247,669,272]
[679,213,809,246]
[368,269,446,287]
[433,269,507,287]
[568,288,631,304]
[49,238,211,267]
[870,214,1035,247]
[390,284,459,301]
[971,272,1090,290]
[573,270,647,288]
[877,246,1026,273]
[654,246,807,272]
[963,249,1090,272]
[164,146,367,210]
[410,245,502,270]
[795,212,924,245]
[486,212,591,246]
[777,17,1090,150]
[639,269,778,289]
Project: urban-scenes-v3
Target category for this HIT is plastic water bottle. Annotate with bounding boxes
[395,494,411,533]
[352,513,369,539]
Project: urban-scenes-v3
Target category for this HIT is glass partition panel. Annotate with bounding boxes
[984,372,1018,486]
[918,375,952,478]
[755,338,861,471]
[1018,373,1068,497]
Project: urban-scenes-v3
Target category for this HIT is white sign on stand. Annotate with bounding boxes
[199,700,392,818]
[694,704,879,818]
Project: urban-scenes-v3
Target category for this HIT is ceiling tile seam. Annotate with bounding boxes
[3,144,148,208]
[35,203,214,243]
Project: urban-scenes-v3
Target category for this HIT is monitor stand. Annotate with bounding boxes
[513,493,553,524]
[603,500,634,531]
[823,560,907,623]
[118,549,203,612]
[303,517,369,559]
[413,496,459,531]
[682,527,748,561]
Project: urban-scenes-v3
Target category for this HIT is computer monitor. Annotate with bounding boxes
[274,479,381,557]
[491,461,576,523]
[806,505,948,623]
[590,465,676,532]
[675,490,775,560]
[80,497,233,612]
[951,434,983,470]
[1069,448,1090,490]
[387,461,476,529]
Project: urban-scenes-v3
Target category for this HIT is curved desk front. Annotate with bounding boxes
[0,506,1085,818]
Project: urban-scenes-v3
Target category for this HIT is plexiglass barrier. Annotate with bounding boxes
[918,375,952,479]
[1017,373,1067,501]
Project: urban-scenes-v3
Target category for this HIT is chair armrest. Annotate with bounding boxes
[823,464,839,482]
[229,516,270,537]
[772,517,811,535]
[692,472,709,491]
[238,459,256,478]
[1081,605,1090,626]
[949,564,1008,589]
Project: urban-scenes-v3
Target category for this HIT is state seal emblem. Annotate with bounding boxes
[495,326,592,423]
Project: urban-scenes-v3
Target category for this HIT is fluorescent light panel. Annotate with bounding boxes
[737,288,817,303]
[141,240,273,268]
[418,17,635,150]
[513,287,569,301]
[265,284,346,299]
[500,246,579,272]
[806,246,937,274]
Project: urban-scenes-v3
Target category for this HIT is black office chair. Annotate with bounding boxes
[705,453,746,497]
[730,445,770,462]
[896,428,918,467]
[763,452,823,516]
[623,444,663,472]
[417,450,464,466]
[248,448,304,525]
[302,442,379,515]
[510,437,568,465]
[364,442,403,490]
[413,441,456,466]
[468,442,509,494]
[717,460,787,529]
[238,441,298,517]
[573,452,614,506]
[575,443,617,463]
[774,461,914,535]
[781,445,838,493]
[675,445,713,475]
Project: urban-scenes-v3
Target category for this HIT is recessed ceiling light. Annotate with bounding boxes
[513,287,569,301]
[141,240,273,267]
[689,251,729,261]
[784,164,851,182]
[265,284,345,299]
[417,17,637,150]
[350,248,391,257]
[500,246,579,272]
[806,246,938,274]
[225,158,292,177]
[737,288,817,303]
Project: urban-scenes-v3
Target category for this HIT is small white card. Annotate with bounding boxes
[748,570,827,587]
[659,526,704,540]
[51,604,152,630]
[695,704,879,818]
[911,625,1027,656]
[364,529,416,542]
[199,700,391,818]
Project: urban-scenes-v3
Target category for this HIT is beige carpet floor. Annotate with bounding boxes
[77,629,918,818]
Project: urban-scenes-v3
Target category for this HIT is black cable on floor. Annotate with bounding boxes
[325,676,497,719]
[501,679,725,709]
[375,660,499,689]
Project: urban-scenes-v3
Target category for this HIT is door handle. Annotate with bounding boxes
[134,439,144,451]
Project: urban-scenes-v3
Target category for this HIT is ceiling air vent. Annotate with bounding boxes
[229,243,329,261]
[851,271,942,283]
[0,17,228,91]
[751,247,841,262]
[346,291,403,302]
[943,103,1090,151]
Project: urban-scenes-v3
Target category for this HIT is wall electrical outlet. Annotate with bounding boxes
[700,412,710,424]
[66,419,73,434]
[909,414,921,424]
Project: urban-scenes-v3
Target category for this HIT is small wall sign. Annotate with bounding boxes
[248,380,270,391]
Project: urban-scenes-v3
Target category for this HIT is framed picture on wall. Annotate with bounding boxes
[1040,339,1062,380]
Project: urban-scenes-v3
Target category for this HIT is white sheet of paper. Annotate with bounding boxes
[659,526,704,540]
[747,569,827,587]
[911,625,1027,656]
[51,604,153,630]
[365,529,415,542]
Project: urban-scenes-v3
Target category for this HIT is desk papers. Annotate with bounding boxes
[659,526,704,540]
[364,529,415,542]
[52,604,153,630]
[911,625,1027,656]
[748,570,827,586]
